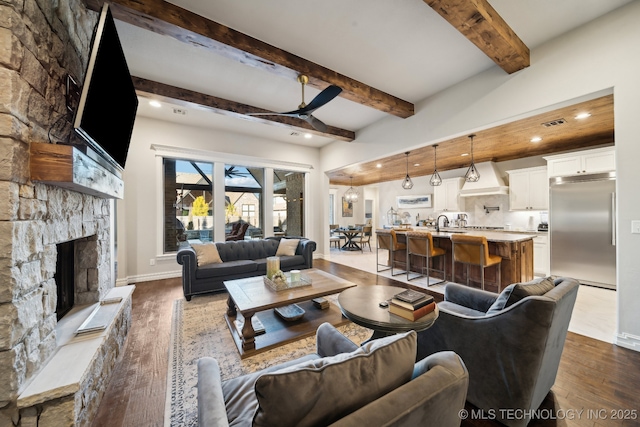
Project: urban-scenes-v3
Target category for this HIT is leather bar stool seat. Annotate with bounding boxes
[376,229,407,276]
[406,231,446,283]
[451,234,502,291]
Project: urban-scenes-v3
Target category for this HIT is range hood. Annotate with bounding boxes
[459,162,509,197]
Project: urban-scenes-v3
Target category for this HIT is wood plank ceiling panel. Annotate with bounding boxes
[424,0,530,74]
[84,0,414,118]
[328,95,614,186]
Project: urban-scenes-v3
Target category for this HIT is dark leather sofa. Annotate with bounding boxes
[176,236,316,301]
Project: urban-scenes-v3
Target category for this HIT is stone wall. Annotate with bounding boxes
[0,0,125,425]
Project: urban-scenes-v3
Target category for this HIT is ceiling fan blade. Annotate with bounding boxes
[298,85,343,114]
[246,83,341,133]
[306,114,328,133]
[246,112,297,117]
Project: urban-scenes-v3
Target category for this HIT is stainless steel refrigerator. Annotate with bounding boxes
[549,172,616,289]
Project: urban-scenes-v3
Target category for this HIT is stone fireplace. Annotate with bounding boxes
[0,0,133,425]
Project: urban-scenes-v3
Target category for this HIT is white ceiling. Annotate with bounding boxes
[123,0,633,148]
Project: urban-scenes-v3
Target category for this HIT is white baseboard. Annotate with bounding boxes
[615,332,640,352]
[116,269,181,286]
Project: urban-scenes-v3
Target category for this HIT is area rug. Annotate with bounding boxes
[165,293,371,426]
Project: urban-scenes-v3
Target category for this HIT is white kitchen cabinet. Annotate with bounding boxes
[506,166,548,210]
[533,234,549,276]
[433,177,465,212]
[545,147,615,178]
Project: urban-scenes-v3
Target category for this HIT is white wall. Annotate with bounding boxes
[118,116,324,283]
[321,2,640,350]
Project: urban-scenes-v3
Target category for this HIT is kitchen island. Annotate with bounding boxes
[376,228,535,293]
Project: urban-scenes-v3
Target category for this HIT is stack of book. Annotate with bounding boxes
[389,289,435,321]
[312,297,330,309]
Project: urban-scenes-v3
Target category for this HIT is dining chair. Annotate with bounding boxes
[357,225,372,251]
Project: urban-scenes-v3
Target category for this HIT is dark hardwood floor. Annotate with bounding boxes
[92,259,640,427]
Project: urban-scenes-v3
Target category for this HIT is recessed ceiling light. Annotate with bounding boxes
[531,136,543,143]
[413,163,420,167]
[461,153,469,157]
[575,112,591,120]
[304,133,312,139]
[149,100,161,108]
[376,164,382,168]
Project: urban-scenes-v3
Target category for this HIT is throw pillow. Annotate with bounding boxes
[486,277,556,315]
[191,243,222,266]
[275,238,300,257]
[252,330,417,427]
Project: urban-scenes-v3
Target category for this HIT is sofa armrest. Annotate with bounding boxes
[176,245,197,300]
[197,357,230,427]
[298,239,317,268]
[316,322,358,357]
[444,283,498,313]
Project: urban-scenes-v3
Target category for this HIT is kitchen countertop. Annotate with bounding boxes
[382,227,537,243]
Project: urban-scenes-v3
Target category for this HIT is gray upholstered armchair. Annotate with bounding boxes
[416,277,579,427]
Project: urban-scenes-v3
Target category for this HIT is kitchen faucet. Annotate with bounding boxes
[436,215,449,232]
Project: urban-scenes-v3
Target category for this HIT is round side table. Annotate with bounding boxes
[338,285,438,343]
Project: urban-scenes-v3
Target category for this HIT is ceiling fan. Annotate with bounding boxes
[248,75,342,133]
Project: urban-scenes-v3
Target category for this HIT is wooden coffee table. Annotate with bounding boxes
[224,269,356,358]
[338,285,439,343]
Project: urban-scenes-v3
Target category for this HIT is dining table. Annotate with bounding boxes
[335,227,363,251]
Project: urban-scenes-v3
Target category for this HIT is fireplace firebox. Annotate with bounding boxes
[55,240,75,321]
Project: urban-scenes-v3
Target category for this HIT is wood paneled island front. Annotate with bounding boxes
[376,228,535,293]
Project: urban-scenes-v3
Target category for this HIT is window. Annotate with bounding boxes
[225,164,263,239]
[158,146,310,252]
[163,159,213,253]
[273,169,305,236]
[242,204,256,222]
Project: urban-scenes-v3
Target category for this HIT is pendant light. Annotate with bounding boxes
[429,144,442,186]
[344,176,359,203]
[464,134,480,182]
[401,152,414,190]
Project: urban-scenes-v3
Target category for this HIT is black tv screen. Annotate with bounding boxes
[73,3,138,170]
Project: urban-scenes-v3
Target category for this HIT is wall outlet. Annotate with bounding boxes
[632,220,640,234]
[149,258,156,266]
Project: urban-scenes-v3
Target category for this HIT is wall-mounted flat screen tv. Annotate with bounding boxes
[73,3,138,171]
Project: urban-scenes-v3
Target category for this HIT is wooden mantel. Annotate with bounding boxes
[30,142,124,199]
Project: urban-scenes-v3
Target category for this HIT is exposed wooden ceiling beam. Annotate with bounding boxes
[84,0,414,119]
[133,77,356,142]
[424,0,530,74]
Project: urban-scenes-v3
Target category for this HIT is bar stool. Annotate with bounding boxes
[376,230,407,276]
[451,234,502,291]
[406,231,446,283]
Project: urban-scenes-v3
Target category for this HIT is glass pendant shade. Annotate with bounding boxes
[464,134,481,182]
[401,152,414,190]
[429,144,442,186]
[344,176,359,202]
[430,171,442,186]
[401,174,414,190]
[464,163,480,182]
